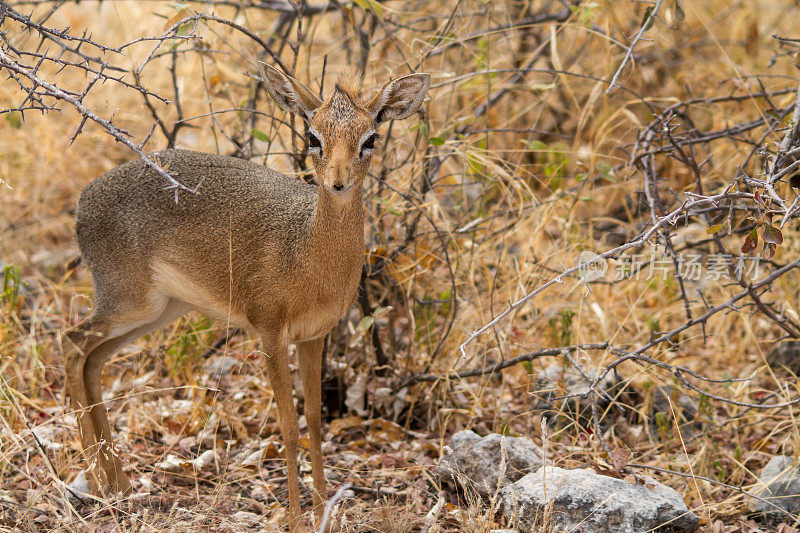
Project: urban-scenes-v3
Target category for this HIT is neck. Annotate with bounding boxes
[310,183,364,263]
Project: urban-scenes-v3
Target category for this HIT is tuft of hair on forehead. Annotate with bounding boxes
[333,69,363,104]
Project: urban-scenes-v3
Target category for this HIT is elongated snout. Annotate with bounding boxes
[323,158,352,193]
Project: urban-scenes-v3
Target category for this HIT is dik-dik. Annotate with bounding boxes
[63,63,429,531]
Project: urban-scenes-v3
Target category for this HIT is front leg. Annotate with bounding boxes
[298,337,326,521]
[260,328,304,532]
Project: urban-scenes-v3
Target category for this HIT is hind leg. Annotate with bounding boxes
[82,299,191,494]
[75,332,134,494]
[64,290,189,494]
[64,316,112,493]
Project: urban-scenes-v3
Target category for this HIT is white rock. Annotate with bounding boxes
[197,412,220,447]
[502,466,698,532]
[439,430,549,499]
[749,455,800,515]
[139,474,153,492]
[30,247,78,271]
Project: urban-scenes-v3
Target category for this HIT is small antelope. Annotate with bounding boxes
[63,63,429,531]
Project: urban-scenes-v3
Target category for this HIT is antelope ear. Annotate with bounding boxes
[367,73,430,124]
[259,62,323,120]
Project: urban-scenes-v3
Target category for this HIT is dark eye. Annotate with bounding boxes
[360,133,377,159]
[308,132,321,151]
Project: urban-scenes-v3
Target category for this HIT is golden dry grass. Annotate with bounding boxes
[3,0,800,531]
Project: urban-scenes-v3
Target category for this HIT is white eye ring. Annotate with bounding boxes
[358,130,377,159]
[308,127,323,156]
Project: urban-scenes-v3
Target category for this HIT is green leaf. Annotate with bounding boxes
[597,162,616,182]
[353,0,384,17]
[763,223,783,245]
[429,136,445,146]
[357,316,374,331]
[373,306,393,318]
[251,129,269,142]
[2,264,21,309]
[527,140,548,152]
[706,223,724,234]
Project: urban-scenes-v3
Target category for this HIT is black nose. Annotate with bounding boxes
[332,183,344,191]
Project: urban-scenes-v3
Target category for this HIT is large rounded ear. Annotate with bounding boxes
[367,73,430,124]
[259,62,323,120]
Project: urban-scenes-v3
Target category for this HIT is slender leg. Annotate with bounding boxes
[83,336,133,494]
[83,299,189,494]
[298,337,326,522]
[261,329,305,532]
[63,317,110,493]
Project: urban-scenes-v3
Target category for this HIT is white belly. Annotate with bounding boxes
[151,260,250,328]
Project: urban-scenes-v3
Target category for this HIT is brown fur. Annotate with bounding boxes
[63,65,430,532]
[335,69,363,102]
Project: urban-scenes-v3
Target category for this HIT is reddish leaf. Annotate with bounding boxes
[741,229,758,253]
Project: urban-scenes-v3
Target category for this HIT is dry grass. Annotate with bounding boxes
[3,0,800,531]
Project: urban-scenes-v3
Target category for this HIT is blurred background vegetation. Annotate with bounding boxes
[3,0,800,530]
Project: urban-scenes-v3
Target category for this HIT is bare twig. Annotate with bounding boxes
[606,0,665,94]
[317,482,352,533]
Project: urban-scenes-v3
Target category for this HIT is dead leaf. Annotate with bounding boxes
[329,415,363,436]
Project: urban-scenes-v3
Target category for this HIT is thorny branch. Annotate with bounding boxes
[606,0,666,94]
[0,44,196,196]
[0,2,197,195]
[435,32,800,487]
[7,0,800,523]
[401,343,611,386]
